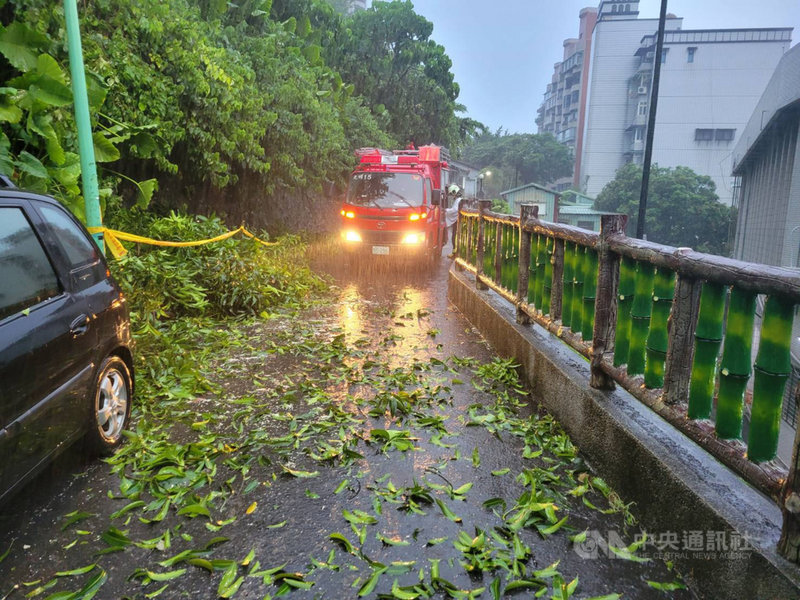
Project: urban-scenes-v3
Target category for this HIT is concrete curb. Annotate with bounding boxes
[448,265,800,600]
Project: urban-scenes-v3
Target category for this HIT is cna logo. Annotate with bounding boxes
[574,530,756,561]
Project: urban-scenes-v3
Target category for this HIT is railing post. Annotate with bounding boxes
[551,239,565,322]
[516,205,537,325]
[662,254,701,405]
[590,214,627,389]
[475,199,492,290]
[779,414,800,563]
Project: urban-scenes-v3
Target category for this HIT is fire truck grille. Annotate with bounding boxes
[359,230,406,244]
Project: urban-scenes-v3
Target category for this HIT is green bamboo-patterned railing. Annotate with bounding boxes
[643,268,675,388]
[613,256,636,368]
[455,199,800,563]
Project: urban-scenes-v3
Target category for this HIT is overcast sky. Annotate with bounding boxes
[397,0,800,134]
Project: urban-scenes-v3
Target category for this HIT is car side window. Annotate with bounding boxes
[0,207,61,321]
[37,203,100,269]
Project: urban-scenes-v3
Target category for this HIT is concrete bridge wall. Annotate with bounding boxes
[448,265,800,600]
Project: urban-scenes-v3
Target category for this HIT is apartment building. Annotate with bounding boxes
[536,7,597,190]
[542,1,792,205]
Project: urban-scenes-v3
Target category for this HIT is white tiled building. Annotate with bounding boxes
[576,0,792,205]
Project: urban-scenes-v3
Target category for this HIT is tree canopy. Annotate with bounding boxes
[460,130,573,196]
[0,0,476,221]
[275,0,480,149]
[594,163,735,255]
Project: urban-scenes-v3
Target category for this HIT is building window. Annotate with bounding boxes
[611,4,617,12]
[715,128,736,141]
[634,127,644,141]
[625,3,631,12]
[687,47,696,63]
[660,48,669,64]
[695,128,714,141]
[637,101,648,116]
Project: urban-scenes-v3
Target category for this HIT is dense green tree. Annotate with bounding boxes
[0,0,473,224]
[594,163,735,255]
[1,0,393,218]
[272,0,480,150]
[328,0,479,149]
[461,130,574,193]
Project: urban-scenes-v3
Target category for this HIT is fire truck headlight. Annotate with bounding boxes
[402,233,425,245]
[343,230,362,243]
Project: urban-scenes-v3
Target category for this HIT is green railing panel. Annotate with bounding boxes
[505,223,512,288]
[582,247,598,341]
[716,288,756,440]
[461,215,471,261]
[542,237,553,315]
[511,225,519,294]
[748,295,795,462]
[533,234,546,310]
[562,241,575,328]
[687,282,727,420]
[497,222,504,286]
[571,244,585,335]
[486,221,496,282]
[644,268,676,388]
[527,234,537,304]
[470,216,478,265]
[614,256,636,367]
[499,224,511,289]
[627,261,655,376]
[459,216,467,261]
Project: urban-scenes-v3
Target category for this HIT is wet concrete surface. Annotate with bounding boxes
[0,242,696,599]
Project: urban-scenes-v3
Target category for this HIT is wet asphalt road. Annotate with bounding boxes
[0,242,695,599]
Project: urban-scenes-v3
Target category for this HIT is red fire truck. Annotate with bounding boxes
[340,145,449,263]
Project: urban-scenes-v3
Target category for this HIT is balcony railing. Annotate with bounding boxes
[455,200,800,563]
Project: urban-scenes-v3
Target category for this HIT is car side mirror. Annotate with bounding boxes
[430,189,442,206]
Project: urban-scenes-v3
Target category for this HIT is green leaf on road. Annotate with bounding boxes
[282,466,320,478]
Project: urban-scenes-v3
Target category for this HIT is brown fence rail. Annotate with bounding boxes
[455,199,800,562]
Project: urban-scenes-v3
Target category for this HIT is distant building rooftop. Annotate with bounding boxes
[499,182,559,197]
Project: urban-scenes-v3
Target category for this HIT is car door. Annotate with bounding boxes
[0,201,97,498]
[28,200,106,431]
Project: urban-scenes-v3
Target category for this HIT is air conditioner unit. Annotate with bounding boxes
[637,86,648,94]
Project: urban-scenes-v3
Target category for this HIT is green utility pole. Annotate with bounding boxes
[63,0,104,252]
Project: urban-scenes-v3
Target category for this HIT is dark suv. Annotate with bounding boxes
[0,190,134,503]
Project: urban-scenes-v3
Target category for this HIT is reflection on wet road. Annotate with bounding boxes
[0,242,694,599]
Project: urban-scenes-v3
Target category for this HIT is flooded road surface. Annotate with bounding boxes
[0,242,695,599]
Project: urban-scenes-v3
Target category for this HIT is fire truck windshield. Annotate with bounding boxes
[347,172,424,208]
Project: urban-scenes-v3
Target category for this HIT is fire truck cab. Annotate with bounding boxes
[341,145,449,263]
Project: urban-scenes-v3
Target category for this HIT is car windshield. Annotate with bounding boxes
[347,172,424,209]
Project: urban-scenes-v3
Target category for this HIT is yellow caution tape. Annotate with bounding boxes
[88,225,278,259]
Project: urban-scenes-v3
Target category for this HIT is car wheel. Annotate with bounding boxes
[88,356,132,455]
